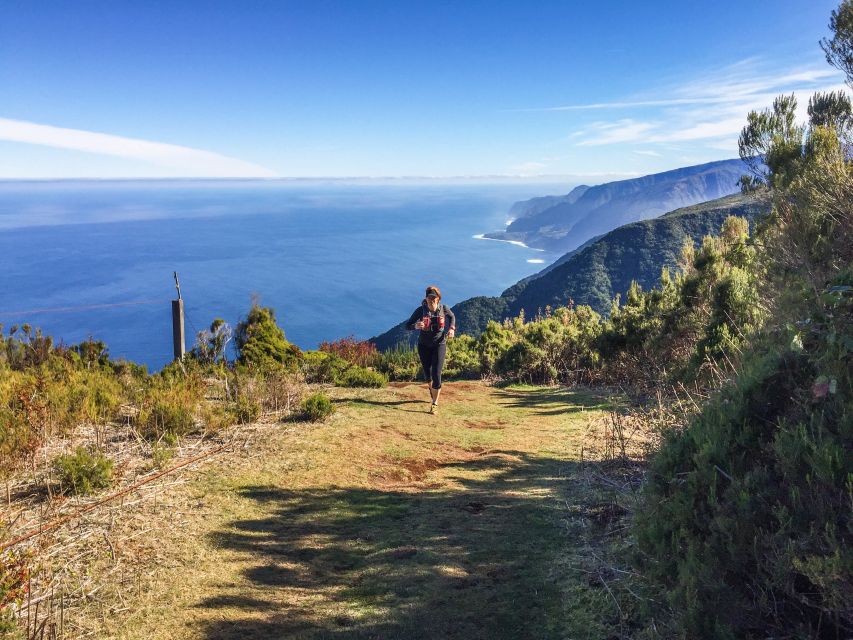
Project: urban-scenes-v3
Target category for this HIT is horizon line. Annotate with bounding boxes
[0,160,741,184]
[0,173,633,184]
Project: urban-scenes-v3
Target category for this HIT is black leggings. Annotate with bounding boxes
[417,342,447,389]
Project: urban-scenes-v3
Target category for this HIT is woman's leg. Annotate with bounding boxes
[417,344,434,401]
[430,343,447,404]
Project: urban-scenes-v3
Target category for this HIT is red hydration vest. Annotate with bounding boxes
[421,303,446,332]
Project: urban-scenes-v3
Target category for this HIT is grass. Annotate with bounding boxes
[78,380,630,639]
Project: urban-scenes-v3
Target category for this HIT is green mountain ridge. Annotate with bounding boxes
[371,191,770,350]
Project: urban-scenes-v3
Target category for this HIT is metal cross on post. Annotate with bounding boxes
[171,272,185,361]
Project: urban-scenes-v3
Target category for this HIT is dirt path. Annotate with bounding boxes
[93,381,620,639]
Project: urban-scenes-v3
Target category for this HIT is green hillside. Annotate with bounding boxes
[373,192,770,349]
[505,192,770,320]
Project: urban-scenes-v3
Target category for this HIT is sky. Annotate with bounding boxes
[0,0,846,180]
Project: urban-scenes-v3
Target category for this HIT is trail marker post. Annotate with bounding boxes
[172,272,185,361]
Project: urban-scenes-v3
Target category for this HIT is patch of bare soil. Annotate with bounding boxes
[462,418,507,430]
[398,457,443,480]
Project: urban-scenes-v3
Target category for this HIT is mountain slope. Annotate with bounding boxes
[372,192,769,349]
[486,159,749,253]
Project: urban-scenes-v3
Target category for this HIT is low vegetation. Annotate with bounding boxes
[0,300,389,484]
[52,447,114,496]
[298,391,335,422]
[2,3,852,637]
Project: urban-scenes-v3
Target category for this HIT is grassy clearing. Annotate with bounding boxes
[74,381,632,639]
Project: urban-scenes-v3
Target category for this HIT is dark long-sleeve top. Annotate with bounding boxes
[405,302,456,346]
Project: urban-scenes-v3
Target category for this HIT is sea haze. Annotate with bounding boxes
[0,180,563,369]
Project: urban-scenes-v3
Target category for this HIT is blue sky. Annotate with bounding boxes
[0,0,845,180]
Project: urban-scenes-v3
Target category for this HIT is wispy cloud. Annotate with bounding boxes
[525,64,839,113]
[633,149,661,157]
[575,120,657,146]
[534,60,846,151]
[0,117,277,177]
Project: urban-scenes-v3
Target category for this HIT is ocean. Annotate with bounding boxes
[0,180,563,370]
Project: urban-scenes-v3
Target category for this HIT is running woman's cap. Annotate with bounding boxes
[425,285,441,300]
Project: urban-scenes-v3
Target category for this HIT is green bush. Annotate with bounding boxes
[630,51,853,636]
[376,343,421,381]
[235,303,302,372]
[300,392,335,422]
[304,351,387,387]
[53,447,113,495]
[0,400,40,479]
[482,306,602,384]
[302,351,349,384]
[635,339,852,637]
[233,396,261,424]
[445,334,481,379]
[139,399,196,440]
[336,366,387,388]
[478,317,521,376]
[198,404,234,433]
[150,444,174,469]
[0,610,20,637]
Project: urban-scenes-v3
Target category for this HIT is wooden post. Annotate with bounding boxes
[172,299,185,361]
[172,272,185,361]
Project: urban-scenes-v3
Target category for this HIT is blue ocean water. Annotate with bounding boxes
[0,180,563,370]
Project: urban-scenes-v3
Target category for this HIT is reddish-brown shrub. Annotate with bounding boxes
[318,336,378,368]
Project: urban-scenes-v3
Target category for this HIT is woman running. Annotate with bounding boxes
[405,285,456,414]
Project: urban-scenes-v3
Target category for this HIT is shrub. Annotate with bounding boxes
[70,337,110,368]
[303,351,386,387]
[233,396,261,424]
[198,404,234,432]
[235,303,302,372]
[635,341,852,637]
[300,392,335,422]
[1,324,54,370]
[336,366,387,388]
[302,351,349,384]
[53,447,113,495]
[486,306,602,384]
[150,444,174,469]
[68,369,123,424]
[139,399,196,440]
[259,370,304,414]
[0,378,49,477]
[319,335,378,367]
[134,368,206,440]
[445,334,480,379]
[190,318,233,364]
[376,343,421,381]
[478,317,521,376]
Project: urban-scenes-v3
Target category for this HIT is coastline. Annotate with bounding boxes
[472,233,545,252]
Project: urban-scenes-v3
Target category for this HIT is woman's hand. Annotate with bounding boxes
[414,319,425,330]
[447,328,456,339]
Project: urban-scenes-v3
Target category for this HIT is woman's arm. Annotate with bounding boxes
[405,307,422,330]
[445,305,456,336]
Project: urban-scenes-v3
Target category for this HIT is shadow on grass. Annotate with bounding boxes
[197,452,617,640]
[495,386,613,416]
[342,398,426,413]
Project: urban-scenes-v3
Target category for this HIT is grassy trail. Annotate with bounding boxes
[108,381,619,640]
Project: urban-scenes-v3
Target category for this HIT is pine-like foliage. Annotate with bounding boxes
[634,25,853,635]
[234,303,302,372]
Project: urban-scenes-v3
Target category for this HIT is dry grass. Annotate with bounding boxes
[4,381,648,639]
